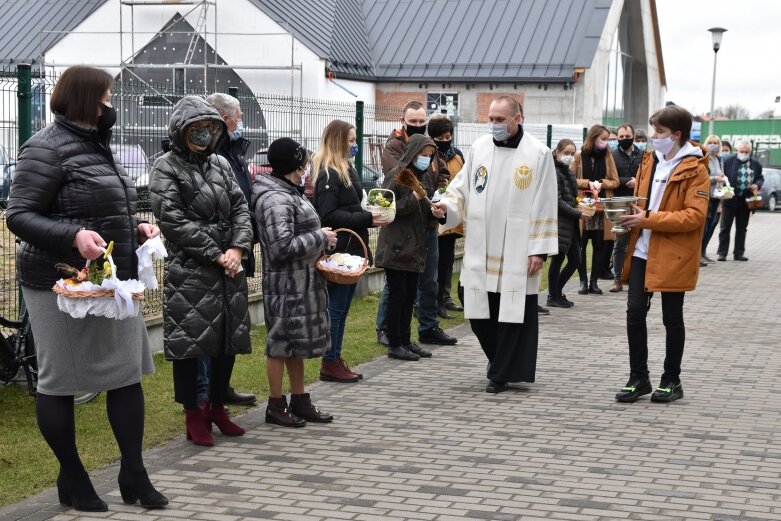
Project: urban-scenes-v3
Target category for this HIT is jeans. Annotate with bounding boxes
[437,234,458,307]
[196,357,210,403]
[416,227,440,334]
[385,269,419,348]
[626,257,685,383]
[717,203,750,257]
[324,282,358,362]
[701,198,721,254]
[375,280,388,332]
[612,233,630,280]
[174,354,236,409]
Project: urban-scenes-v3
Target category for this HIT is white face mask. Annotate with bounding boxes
[299,163,311,186]
[653,136,676,156]
[736,152,750,162]
[558,155,575,165]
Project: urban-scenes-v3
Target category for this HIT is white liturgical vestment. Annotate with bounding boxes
[439,133,559,323]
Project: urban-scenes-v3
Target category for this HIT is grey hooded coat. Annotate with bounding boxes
[149,96,253,360]
[252,173,330,358]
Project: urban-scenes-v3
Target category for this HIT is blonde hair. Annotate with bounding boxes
[704,134,721,145]
[314,120,354,187]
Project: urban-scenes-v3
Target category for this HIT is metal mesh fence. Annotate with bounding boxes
[0,69,583,320]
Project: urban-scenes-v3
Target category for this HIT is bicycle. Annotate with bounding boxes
[0,307,99,405]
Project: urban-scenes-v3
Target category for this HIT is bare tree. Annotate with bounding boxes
[714,104,751,120]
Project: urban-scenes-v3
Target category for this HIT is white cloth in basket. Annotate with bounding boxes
[55,278,145,320]
[135,236,167,290]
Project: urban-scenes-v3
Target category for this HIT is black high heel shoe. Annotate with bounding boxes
[57,471,108,512]
[118,462,169,509]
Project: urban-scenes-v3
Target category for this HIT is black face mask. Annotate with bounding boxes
[435,140,451,153]
[405,123,427,136]
[97,104,116,132]
[618,138,634,150]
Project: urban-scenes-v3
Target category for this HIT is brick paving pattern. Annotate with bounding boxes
[3,213,780,520]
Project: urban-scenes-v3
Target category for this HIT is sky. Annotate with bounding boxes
[655,0,781,118]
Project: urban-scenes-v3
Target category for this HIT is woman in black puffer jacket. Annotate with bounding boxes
[6,66,167,512]
[150,96,253,447]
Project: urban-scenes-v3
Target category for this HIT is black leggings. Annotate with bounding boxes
[385,268,419,348]
[36,383,146,474]
[626,257,685,383]
[548,226,581,298]
[578,229,604,282]
[173,354,235,410]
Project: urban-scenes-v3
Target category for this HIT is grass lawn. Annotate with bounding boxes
[0,277,467,507]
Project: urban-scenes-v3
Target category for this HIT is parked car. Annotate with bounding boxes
[0,144,16,200]
[111,144,150,188]
[248,148,271,181]
[760,168,781,212]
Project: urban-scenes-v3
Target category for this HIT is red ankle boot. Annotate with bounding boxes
[185,407,214,446]
[209,403,245,436]
[320,359,359,382]
[339,358,363,380]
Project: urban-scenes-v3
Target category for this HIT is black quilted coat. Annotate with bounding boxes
[252,173,330,358]
[7,115,142,289]
[149,97,253,360]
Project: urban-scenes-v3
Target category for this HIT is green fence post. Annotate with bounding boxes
[355,100,364,180]
[16,63,32,318]
[546,124,552,149]
[17,64,32,149]
[583,127,588,142]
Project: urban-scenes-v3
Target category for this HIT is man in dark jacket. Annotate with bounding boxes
[609,123,642,292]
[717,140,764,261]
[375,101,456,347]
[204,92,257,406]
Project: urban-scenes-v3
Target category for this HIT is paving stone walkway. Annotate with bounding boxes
[3,212,781,521]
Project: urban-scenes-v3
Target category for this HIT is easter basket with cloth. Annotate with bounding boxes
[316,228,369,285]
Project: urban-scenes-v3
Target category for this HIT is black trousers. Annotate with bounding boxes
[626,257,685,383]
[437,234,459,307]
[173,353,235,410]
[717,203,751,257]
[701,198,721,254]
[385,268,419,348]
[470,293,538,384]
[548,225,581,298]
[578,229,604,282]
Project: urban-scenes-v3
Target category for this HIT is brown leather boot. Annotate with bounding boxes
[209,402,245,436]
[290,393,333,423]
[609,279,623,293]
[320,359,359,383]
[339,358,363,380]
[185,407,214,446]
[265,396,306,428]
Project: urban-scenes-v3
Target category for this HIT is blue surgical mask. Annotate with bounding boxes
[349,143,359,158]
[706,144,720,155]
[634,141,647,151]
[608,139,619,151]
[228,120,243,141]
[488,122,513,141]
[413,155,431,171]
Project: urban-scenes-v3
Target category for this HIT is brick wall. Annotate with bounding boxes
[476,92,525,122]
[374,89,425,120]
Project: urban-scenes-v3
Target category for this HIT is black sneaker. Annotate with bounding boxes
[651,381,684,403]
[405,342,432,358]
[546,295,573,308]
[387,345,419,361]
[419,326,457,345]
[537,305,550,315]
[376,329,390,346]
[615,378,652,403]
[485,380,507,394]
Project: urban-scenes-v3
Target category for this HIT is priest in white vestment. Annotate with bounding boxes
[434,96,559,393]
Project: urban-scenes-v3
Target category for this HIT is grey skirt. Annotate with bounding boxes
[23,287,154,396]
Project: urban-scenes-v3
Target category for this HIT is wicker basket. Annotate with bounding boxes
[746,196,763,210]
[366,188,396,223]
[316,228,369,285]
[577,203,597,217]
[51,284,145,300]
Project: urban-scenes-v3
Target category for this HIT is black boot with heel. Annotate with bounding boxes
[56,470,108,512]
[117,461,169,509]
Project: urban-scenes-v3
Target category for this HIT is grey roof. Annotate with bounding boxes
[0,0,108,66]
[0,0,612,83]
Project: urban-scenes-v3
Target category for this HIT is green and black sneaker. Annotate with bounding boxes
[615,378,652,403]
[651,381,683,403]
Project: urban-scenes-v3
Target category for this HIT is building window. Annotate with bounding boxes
[427,92,459,117]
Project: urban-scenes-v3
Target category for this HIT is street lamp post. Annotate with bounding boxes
[708,27,727,138]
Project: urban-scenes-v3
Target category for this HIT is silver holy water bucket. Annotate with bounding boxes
[602,196,643,234]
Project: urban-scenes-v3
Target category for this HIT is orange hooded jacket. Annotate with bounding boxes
[620,143,710,292]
